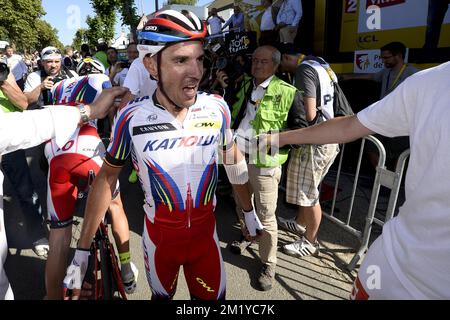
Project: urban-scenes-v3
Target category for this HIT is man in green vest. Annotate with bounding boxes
[230,45,306,291]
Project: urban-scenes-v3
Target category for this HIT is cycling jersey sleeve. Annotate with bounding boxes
[217,99,234,151]
[105,105,137,167]
[102,80,112,89]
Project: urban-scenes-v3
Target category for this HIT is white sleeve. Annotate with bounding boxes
[19,60,28,77]
[24,72,41,93]
[357,76,415,137]
[0,106,80,155]
[123,62,139,95]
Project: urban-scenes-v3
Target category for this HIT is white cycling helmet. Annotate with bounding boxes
[76,57,106,75]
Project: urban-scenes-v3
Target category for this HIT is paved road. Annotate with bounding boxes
[2,144,393,300]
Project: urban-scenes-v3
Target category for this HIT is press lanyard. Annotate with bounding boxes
[386,64,407,92]
[289,54,306,84]
[297,54,305,66]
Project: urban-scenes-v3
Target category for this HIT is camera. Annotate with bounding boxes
[0,62,10,82]
[49,75,66,85]
[214,55,246,83]
[119,60,131,69]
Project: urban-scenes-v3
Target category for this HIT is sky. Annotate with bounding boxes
[42,0,212,46]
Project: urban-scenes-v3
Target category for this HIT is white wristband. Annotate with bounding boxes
[224,158,249,185]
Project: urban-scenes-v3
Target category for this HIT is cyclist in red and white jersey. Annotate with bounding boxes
[44,64,137,299]
[64,10,263,300]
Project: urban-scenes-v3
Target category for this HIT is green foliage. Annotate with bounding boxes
[0,0,62,53]
[87,0,118,47]
[118,0,140,41]
[167,0,198,5]
[35,20,64,51]
[72,29,89,50]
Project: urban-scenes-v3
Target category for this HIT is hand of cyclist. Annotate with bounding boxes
[84,87,130,121]
[63,248,90,300]
[243,208,264,238]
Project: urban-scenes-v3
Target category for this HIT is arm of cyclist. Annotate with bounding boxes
[222,143,264,240]
[63,163,122,298]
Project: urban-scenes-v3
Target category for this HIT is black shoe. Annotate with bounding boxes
[229,236,251,255]
[258,264,275,291]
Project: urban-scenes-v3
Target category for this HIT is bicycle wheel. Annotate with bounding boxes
[97,225,113,300]
[100,222,128,300]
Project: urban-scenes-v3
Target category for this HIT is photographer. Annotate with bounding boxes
[108,44,138,87]
[205,51,249,105]
[24,47,77,108]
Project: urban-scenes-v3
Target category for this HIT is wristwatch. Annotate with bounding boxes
[78,104,90,124]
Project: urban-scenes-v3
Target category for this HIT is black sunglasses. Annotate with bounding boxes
[42,49,61,56]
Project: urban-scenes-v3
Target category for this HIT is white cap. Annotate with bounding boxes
[41,46,62,60]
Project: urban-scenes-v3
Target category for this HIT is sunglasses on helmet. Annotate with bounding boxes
[42,49,61,56]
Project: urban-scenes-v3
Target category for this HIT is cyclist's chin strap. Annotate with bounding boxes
[156,52,185,112]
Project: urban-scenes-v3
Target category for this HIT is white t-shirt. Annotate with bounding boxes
[357,61,450,299]
[208,16,222,35]
[123,59,157,97]
[113,68,129,87]
[1,54,27,81]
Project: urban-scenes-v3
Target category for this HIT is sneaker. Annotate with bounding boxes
[32,237,49,258]
[258,264,275,291]
[277,216,306,236]
[282,236,320,258]
[128,169,138,184]
[121,262,138,294]
[229,236,252,255]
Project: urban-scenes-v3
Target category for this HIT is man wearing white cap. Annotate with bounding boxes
[24,46,78,108]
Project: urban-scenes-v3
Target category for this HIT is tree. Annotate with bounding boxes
[87,0,118,47]
[118,0,140,42]
[72,28,89,50]
[90,0,140,42]
[167,0,198,4]
[35,20,64,51]
[0,0,47,52]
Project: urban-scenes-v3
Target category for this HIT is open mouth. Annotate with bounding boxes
[183,85,197,98]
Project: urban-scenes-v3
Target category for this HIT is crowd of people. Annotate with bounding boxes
[1,4,449,301]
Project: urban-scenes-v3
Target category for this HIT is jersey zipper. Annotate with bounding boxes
[186,183,193,228]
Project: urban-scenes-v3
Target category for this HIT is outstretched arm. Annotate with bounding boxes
[277,115,373,148]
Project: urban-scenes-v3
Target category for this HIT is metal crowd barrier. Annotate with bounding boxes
[321,135,410,271]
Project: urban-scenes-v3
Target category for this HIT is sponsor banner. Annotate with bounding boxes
[340,0,450,51]
[224,31,257,55]
[364,0,405,10]
[354,48,409,73]
[354,50,383,73]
